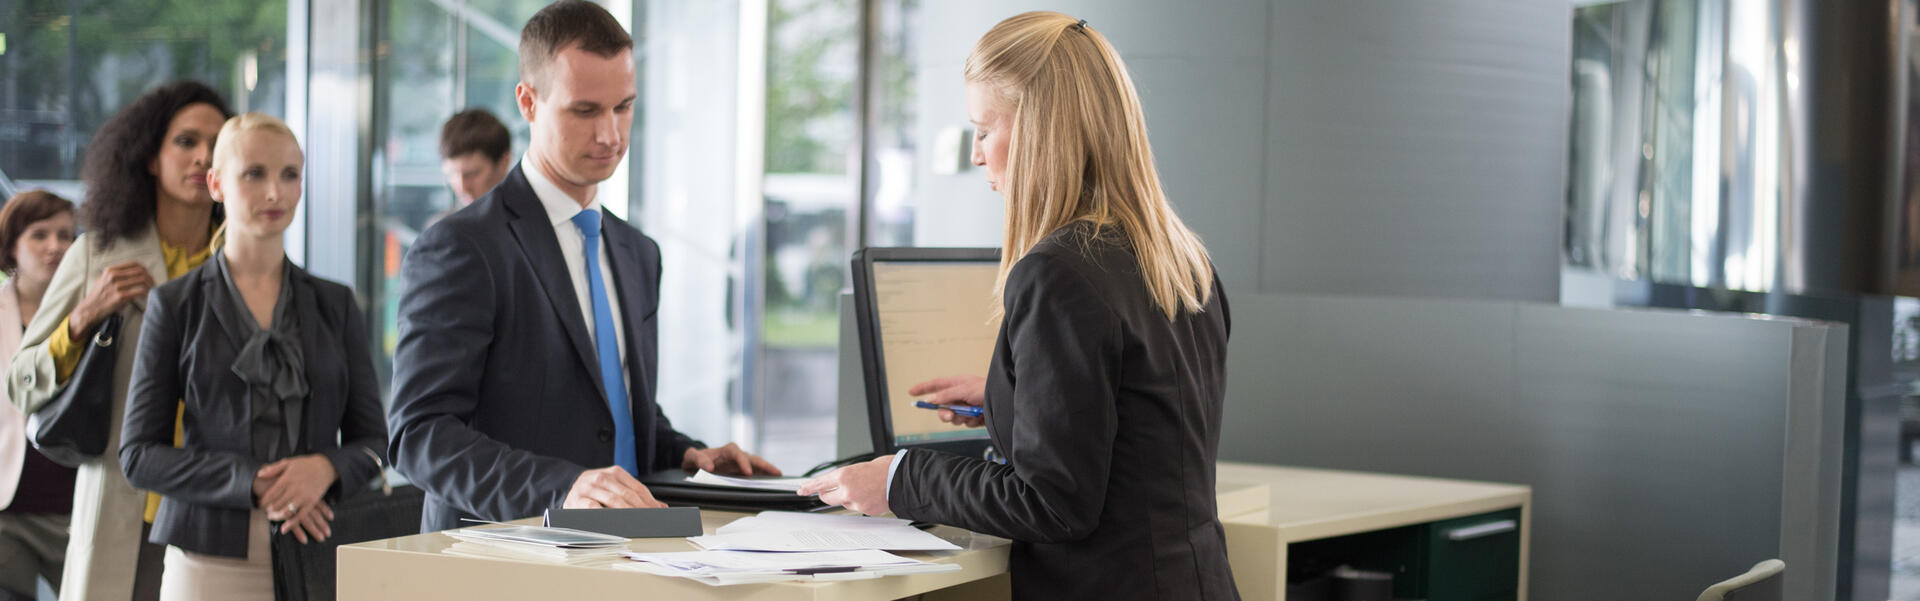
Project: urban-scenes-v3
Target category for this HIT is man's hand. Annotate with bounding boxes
[563,466,666,509]
[681,443,781,477]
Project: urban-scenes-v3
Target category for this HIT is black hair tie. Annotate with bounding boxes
[1071,19,1088,33]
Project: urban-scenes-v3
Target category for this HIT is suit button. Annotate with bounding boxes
[598,429,613,442]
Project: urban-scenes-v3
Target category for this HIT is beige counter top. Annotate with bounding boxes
[339,510,1012,601]
[1215,461,1532,601]
[340,463,1529,600]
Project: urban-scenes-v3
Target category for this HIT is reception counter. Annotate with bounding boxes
[339,462,1529,600]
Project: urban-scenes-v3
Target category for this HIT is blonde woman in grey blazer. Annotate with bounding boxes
[7,81,230,601]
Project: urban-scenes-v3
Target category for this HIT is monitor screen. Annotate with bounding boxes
[852,249,1001,455]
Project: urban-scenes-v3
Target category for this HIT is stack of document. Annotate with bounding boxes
[688,511,961,552]
[687,470,814,492]
[618,549,960,586]
[442,524,630,565]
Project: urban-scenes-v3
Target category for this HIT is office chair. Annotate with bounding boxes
[1696,559,1784,601]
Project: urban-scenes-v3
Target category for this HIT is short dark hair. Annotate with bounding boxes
[80,80,232,247]
[0,190,76,273]
[440,108,512,162]
[519,0,633,93]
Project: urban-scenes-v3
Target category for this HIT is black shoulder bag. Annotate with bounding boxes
[27,312,123,468]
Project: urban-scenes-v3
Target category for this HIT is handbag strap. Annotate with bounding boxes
[92,314,118,348]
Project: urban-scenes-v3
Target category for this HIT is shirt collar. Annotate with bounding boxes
[520,152,602,227]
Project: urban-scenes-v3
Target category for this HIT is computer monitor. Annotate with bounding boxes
[850,247,1001,456]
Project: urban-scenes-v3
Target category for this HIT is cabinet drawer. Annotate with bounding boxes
[1425,508,1521,601]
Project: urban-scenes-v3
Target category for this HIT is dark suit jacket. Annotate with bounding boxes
[387,165,703,532]
[890,223,1239,601]
[120,259,388,558]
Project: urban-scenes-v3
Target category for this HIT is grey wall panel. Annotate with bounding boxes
[1261,1,1568,301]
[911,1,1269,289]
[1219,295,1517,476]
[1785,325,1848,601]
[1126,56,1268,287]
[1511,306,1792,599]
[1220,293,1846,601]
[915,1,1269,65]
[906,1,1572,299]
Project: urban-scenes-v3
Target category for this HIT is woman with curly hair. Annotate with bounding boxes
[6,80,231,601]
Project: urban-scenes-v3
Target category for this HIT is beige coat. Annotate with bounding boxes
[8,224,171,601]
[0,280,27,509]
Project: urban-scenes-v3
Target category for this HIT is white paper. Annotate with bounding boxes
[627,548,918,571]
[447,524,628,548]
[617,549,960,586]
[689,527,960,552]
[443,541,625,566]
[688,470,815,492]
[716,511,914,534]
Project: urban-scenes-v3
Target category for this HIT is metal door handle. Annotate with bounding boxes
[1445,520,1517,541]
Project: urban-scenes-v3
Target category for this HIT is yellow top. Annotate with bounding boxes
[47,237,212,523]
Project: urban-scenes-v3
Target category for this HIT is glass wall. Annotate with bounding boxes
[754,0,859,470]
[0,0,289,201]
[1565,0,1701,284]
[864,0,920,248]
[369,0,545,385]
[3,0,972,477]
[636,0,747,459]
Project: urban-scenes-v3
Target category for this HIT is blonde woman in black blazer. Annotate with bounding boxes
[799,12,1237,601]
[119,113,386,600]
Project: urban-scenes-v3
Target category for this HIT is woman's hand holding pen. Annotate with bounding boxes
[909,375,987,427]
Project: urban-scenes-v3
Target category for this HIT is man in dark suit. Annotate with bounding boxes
[388,0,777,532]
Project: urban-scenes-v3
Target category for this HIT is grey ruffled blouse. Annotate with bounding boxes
[210,251,309,463]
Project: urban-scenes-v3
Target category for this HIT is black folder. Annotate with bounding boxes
[638,470,830,513]
[542,507,704,538]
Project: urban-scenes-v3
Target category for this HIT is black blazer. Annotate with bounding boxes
[889,224,1238,601]
[387,165,702,532]
[120,259,388,559]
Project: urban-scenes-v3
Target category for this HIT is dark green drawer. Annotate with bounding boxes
[1425,508,1521,601]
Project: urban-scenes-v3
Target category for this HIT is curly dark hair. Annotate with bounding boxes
[79,80,232,247]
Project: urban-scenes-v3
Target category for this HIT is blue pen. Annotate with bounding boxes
[914,400,984,418]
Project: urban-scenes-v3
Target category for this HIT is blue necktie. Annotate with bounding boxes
[570,209,638,476]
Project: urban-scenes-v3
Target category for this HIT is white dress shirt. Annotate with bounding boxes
[522,156,631,398]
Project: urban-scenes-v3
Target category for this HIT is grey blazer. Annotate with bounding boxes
[387,165,702,533]
[119,259,387,558]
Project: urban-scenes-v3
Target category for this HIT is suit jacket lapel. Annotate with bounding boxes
[499,167,606,399]
[601,211,654,405]
[290,269,326,452]
[198,260,250,351]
